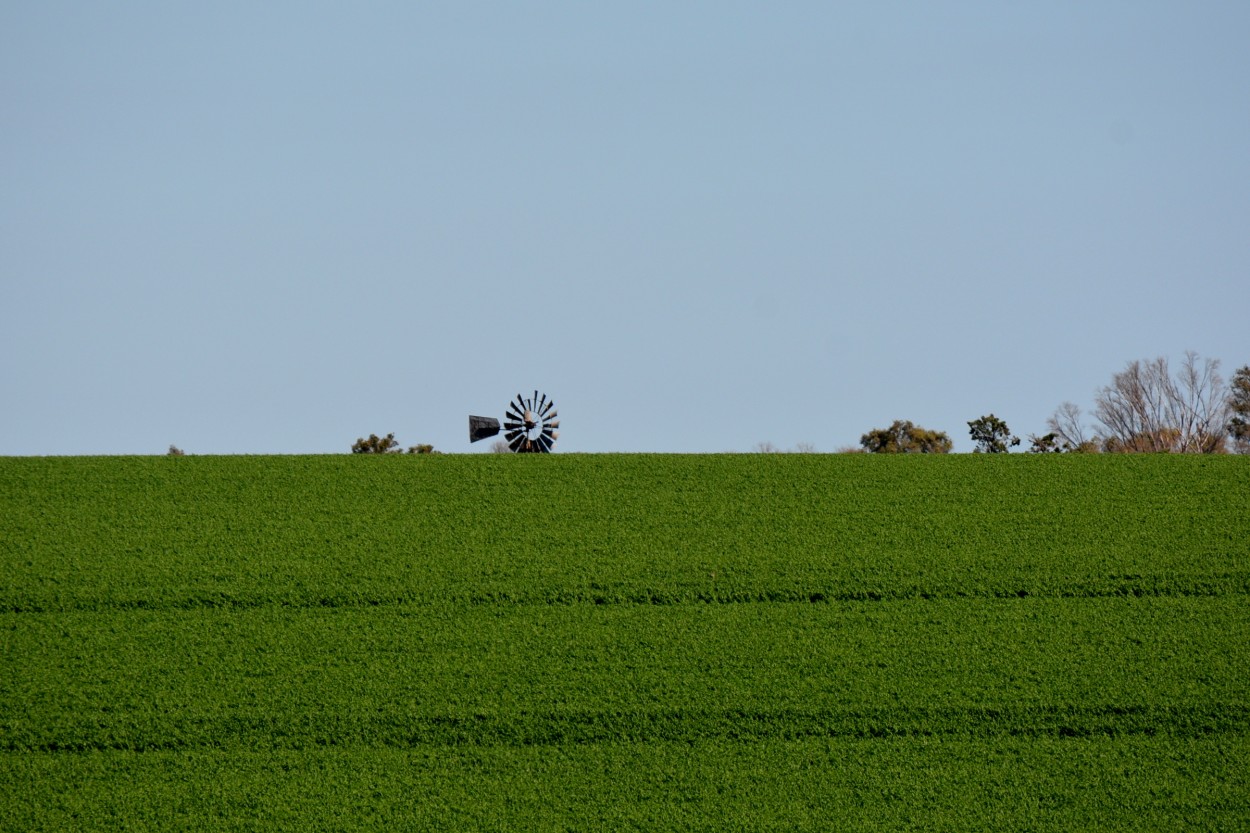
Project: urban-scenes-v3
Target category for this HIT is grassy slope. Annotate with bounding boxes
[1,454,1248,831]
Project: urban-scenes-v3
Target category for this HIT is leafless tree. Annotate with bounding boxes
[1228,365,1250,454]
[1091,352,1229,453]
[1045,401,1095,451]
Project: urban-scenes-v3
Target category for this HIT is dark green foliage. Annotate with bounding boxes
[351,432,400,453]
[967,413,1020,453]
[1027,432,1062,453]
[2,455,1247,830]
[860,419,952,453]
[5,739,1245,831]
[351,433,436,454]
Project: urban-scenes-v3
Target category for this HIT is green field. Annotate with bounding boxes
[2,454,1247,830]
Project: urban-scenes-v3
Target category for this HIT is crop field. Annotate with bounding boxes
[2,454,1247,831]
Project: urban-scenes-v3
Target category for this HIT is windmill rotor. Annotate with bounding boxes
[468,390,559,453]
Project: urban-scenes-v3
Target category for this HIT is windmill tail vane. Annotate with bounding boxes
[468,390,560,453]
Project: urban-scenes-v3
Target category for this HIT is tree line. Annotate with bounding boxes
[853,352,1249,454]
[165,353,1246,456]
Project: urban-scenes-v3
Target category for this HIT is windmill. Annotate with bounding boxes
[469,391,560,453]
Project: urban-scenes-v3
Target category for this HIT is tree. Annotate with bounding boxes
[351,433,438,454]
[1046,401,1097,452]
[352,433,401,453]
[967,414,1020,453]
[1026,433,1062,453]
[1091,352,1229,453]
[1048,352,1233,453]
[860,420,952,453]
[1228,365,1250,454]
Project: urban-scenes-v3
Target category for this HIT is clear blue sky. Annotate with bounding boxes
[3,2,1247,454]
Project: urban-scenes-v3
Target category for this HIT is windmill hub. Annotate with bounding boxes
[468,391,560,453]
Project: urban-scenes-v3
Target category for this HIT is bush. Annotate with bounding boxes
[860,420,952,453]
[351,434,438,454]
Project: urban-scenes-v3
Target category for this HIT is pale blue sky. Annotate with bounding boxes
[3,2,1247,454]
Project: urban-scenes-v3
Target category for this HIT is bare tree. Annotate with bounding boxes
[1229,365,1250,454]
[1091,352,1229,453]
[1171,351,1231,452]
[1045,401,1095,451]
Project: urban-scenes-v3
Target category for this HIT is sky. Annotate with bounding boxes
[3,2,1248,455]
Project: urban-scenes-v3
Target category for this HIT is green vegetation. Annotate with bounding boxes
[860,420,953,453]
[967,414,1020,453]
[350,433,437,454]
[2,455,1247,830]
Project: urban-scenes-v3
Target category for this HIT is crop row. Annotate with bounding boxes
[4,737,1248,832]
[5,596,1246,753]
[2,455,1246,612]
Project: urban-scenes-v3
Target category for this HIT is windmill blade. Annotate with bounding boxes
[489,391,560,452]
